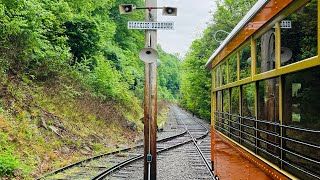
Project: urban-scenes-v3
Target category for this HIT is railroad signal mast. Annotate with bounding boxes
[119,2,177,180]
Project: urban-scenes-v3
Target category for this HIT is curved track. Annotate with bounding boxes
[40,106,214,180]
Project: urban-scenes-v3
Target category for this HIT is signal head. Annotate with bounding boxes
[119,4,134,14]
[163,7,177,16]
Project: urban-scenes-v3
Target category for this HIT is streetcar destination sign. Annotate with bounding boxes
[128,21,174,30]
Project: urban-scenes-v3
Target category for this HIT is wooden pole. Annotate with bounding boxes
[144,0,157,179]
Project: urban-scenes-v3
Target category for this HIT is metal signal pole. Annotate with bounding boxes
[143,0,157,179]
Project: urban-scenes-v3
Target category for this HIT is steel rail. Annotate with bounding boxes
[216,122,320,165]
[92,154,143,180]
[215,118,320,164]
[216,111,320,133]
[175,108,215,179]
[216,116,279,142]
[41,107,212,180]
[93,134,209,180]
[215,123,320,179]
[38,130,187,179]
[214,113,320,149]
[215,121,279,150]
[93,108,210,180]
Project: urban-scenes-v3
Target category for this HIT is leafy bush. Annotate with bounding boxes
[65,16,100,66]
[0,132,25,177]
[0,151,21,177]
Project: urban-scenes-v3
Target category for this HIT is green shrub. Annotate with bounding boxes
[0,132,28,178]
[0,151,21,177]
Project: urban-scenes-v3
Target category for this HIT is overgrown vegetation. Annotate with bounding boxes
[0,0,181,178]
[0,131,29,177]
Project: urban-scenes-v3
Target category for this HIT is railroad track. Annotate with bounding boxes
[40,106,214,180]
[173,106,214,179]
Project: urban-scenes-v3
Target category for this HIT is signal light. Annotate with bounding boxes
[119,4,134,14]
[162,7,177,16]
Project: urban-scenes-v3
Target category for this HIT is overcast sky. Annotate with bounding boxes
[157,0,216,57]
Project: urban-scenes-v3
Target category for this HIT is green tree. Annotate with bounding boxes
[157,46,181,100]
[65,16,100,66]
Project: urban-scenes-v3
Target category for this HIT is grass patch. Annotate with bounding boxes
[0,131,31,178]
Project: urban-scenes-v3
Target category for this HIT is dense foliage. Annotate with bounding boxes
[158,46,181,100]
[0,0,180,105]
[0,0,181,178]
[180,0,257,120]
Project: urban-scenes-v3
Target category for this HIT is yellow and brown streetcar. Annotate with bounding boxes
[206,0,319,179]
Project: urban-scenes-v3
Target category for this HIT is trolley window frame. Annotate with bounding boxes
[211,0,320,179]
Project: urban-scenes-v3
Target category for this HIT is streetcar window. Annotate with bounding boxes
[291,83,301,122]
[242,83,255,117]
[231,87,239,115]
[215,66,220,88]
[228,55,237,83]
[216,91,222,112]
[283,66,320,179]
[231,87,240,142]
[256,29,276,74]
[223,89,229,113]
[222,62,227,85]
[222,89,229,135]
[257,78,280,165]
[213,69,216,88]
[281,0,318,66]
[241,83,255,151]
[216,91,222,131]
[239,45,251,79]
[257,78,279,122]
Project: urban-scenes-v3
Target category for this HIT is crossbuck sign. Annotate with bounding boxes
[128,21,174,30]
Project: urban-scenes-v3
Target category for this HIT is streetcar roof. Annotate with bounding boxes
[205,0,269,69]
